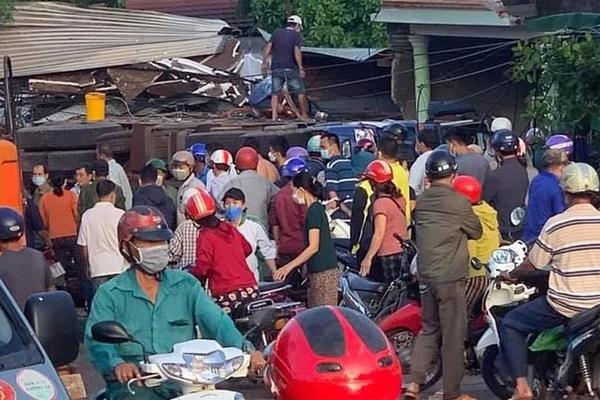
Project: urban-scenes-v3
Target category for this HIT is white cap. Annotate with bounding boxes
[491,117,512,132]
[287,15,303,28]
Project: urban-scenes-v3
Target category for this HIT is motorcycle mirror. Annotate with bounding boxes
[92,321,132,344]
[510,207,526,227]
[471,258,483,270]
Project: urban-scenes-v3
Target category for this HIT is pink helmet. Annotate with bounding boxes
[546,134,573,156]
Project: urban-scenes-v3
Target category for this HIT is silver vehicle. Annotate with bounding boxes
[0,280,79,399]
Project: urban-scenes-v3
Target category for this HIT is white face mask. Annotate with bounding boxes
[320,149,330,160]
[171,168,189,181]
[268,152,277,163]
[32,176,46,187]
[156,175,164,186]
[133,244,170,275]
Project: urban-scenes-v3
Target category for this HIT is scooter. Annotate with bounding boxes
[339,237,418,320]
[476,246,600,399]
[91,320,256,400]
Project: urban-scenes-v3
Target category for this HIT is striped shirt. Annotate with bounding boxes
[529,203,600,318]
[325,155,358,203]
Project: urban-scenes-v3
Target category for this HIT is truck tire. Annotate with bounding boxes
[17,122,123,151]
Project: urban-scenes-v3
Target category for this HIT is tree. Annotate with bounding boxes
[511,33,600,135]
[251,0,387,48]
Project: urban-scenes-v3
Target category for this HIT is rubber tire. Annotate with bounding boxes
[481,345,514,400]
[385,328,442,392]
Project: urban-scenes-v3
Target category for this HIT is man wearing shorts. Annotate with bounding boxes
[262,15,309,121]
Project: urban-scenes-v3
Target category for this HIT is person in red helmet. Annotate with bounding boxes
[85,205,265,400]
[185,187,259,315]
[358,160,408,283]
[222,146,279,227]
[266,305,402,400]
[452,175,500,321]
[351,138,376,175]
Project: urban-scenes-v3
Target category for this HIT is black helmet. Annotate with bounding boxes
[382,123,409,141]
[491,129,519,155]
[425,150,458,179]
[0,207,24,241]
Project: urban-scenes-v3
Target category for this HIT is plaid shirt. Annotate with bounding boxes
[169,220,200,269]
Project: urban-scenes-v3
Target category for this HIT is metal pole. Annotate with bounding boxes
[408,35,431,123]
[3,55,16,139]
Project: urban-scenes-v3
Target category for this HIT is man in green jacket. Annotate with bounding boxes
[405,151,482,400]
[85,206,265,400]
[79,160,126,219]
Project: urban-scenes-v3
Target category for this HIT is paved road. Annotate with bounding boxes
[75,346,495,400]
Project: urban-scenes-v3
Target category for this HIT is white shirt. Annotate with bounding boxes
[177,173,206,226]
[77,202,127,278]
[108,159,133,210]
[236,219,276,282]
[207,169,237,200]
[409,150,433,196]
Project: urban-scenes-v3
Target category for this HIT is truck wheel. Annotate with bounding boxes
[481,345,514,399]
[386,328,441,391]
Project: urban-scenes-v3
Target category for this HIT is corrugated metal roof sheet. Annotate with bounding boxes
[126,0,245,26]
[0,2,230,78]
[382,0,487,9]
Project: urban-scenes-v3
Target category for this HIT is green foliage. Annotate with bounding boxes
[511,33,600,134]
[251,0,387,48]
[0,0,14,22]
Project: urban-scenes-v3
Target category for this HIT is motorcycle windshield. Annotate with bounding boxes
[529,326,567,352]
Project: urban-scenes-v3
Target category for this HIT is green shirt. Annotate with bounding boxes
[304,202,337,273]
[85,268,247,381]
[78,178,126,220]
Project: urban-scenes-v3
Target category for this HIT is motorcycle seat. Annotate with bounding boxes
[347,271,387,294]
[566,303,600,336]
[259,281,290,293]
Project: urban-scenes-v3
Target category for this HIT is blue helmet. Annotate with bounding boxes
[282,157,308,178]
[188,143,207,160]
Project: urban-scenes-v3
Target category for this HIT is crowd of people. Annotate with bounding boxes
[1,114,600,400]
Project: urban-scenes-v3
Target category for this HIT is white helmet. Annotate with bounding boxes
[491,117,513,133]
[210,149,234,166]
[488,240,528,278]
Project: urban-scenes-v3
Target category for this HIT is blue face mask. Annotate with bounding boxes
[225,206,244,221]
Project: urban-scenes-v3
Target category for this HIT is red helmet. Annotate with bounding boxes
[117,206,173,243]
[183,187,216,220]
[452,175,482,204]
[267,306,402,400]
[364,160,393,184]
[356,138,375,152]
[235,147,259,171]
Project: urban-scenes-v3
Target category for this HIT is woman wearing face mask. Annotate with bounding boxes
[273,171,338,307]
[206,150,237,200]
[170,151,206,226]
[186,187,258,315]
[222,188,277,281]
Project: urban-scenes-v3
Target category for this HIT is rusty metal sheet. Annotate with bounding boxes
[107,67,163,100]
[29,71,97,94]
[146,80,198,97]
[201,39,242,71]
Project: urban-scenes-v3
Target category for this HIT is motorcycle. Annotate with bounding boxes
[476,240,600,399]
[339,236,418,320]
[91,319,257,400]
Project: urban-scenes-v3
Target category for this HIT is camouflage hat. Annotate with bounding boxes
[561,163,599,194]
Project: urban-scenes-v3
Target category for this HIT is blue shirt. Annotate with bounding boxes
[523,171,567,243]
[325,155,358,203]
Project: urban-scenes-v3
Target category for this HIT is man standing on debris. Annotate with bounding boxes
[262,15,309,121]
[98,145,133,210]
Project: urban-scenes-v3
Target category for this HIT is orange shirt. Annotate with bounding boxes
[39,190,78,239]
[256,156,280,183]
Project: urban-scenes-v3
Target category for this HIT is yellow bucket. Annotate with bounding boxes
[85,92,106,122]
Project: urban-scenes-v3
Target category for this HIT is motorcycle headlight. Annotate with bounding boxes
[161,351,245,384]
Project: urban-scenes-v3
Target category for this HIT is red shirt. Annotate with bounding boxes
[268,184,306,255]
[192,222,257,296]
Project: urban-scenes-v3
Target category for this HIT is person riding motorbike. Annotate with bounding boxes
[358,160,408,283]
[405,151,482,400]
[499,162,600,400]
[452,175,500,321]
[482,129,529,241]
[84,205,265,400]
[186,187,259,315]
